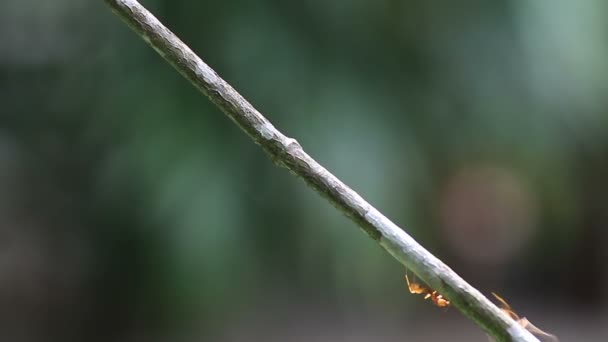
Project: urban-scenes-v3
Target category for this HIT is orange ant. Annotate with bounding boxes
[492,292,558,341]
[405,271,450,308]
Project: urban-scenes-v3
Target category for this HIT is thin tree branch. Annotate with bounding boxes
[103,1,539,341]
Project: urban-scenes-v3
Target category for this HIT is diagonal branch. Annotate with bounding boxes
[103,1,539,341]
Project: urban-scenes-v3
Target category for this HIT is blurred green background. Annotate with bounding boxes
[1,0,607,341]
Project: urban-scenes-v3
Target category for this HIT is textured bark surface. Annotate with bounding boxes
[104,1,540,341]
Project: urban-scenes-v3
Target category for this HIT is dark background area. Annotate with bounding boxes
[1,0,607,341]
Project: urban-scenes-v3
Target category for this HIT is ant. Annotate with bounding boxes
[492,292,558,341]
[405,271,450,308]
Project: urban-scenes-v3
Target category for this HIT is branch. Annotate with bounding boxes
[103,1,539,341]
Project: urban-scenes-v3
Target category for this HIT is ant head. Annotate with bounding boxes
[405,273,428,295]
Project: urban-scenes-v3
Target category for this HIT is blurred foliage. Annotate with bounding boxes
[1,0,607,341]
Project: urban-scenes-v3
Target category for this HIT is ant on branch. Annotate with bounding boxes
[405,271,450,308]
[491,292,559,341]
[404,271,558,340]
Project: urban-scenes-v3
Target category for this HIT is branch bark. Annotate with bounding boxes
[103,1,539,341]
